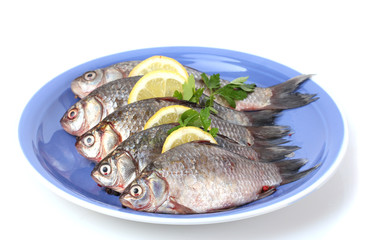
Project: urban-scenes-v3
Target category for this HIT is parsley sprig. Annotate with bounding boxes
[167,107,219,138]
[169,72,255,137]
[173,75,204,104]
[174,73,256,108]
[201,73,256,109]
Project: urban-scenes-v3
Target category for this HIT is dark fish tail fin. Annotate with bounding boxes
[268,74,318,109]
[253,138,290,147]
[276,158,308,173]
[244,110,281,126]
[253,145,300,162]
[247,125,291,140]
[275,159,321,185]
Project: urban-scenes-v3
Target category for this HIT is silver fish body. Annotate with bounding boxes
[71,61,204,98]
[71,60,317,110]
[90,124,173,192]
[76,98,290,162]
[91,124,299,193]
[71,61,140,98]
[63,71,278,136]
[60,76,141,136]
[120,142,316,214]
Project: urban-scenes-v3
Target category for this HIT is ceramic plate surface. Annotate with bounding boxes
[19,47,347,225]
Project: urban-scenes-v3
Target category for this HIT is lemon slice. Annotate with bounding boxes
[161,126,217,153]
[128,70,187,104]
[128,55,189,79]
[144,105,191,130]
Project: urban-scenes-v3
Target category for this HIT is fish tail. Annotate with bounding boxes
[275,159,321,185]
[245,110,281,126]
[276,158,308,173]
[247,125,291,140]
[268,74,318,109]
[253,145,300,162]
[253,138,290,147]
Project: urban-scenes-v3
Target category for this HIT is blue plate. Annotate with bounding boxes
[18,47,347,224]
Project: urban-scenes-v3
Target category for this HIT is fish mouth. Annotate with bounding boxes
[120,195,134,209]
[90,169,102,185]
[60,118,84,137]
[59,116,68,130]
[71,80,85,98]
[60,116,74,135]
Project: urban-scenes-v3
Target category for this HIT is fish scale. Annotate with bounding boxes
[89,76,139,113]
[62,74,281,137]
[78,98,290,162]
[156,144,280,211]
[60,76,141,136]
[71,59,316,111]
[91,123,298,194]
[120,142,291,214]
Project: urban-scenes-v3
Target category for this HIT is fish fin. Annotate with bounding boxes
[276,159,321,185]
[253,145,300,162]
[253,138,291,147]
[268,74,318,109]
[247,125,291,140]
[168,197,196,214]
[275,158,309,173]
[104,188,121,196]
[257,187,277,200]
[157,97,199,107]
[244,110,281,126]
[216,133,240,144]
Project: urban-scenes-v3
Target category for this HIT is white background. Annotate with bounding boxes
[1,0,365,239]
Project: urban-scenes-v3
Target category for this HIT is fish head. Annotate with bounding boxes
[71,68,123,98]
[60,97,104,136]
[91,157,119,189]
[91,151,137,193]
[71,69,104,98]
[75,123,120,161]
[120,172,169,212]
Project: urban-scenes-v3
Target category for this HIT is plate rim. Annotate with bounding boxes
[18,46,349,225]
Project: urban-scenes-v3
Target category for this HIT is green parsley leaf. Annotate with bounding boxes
[229,77,255,93]
[167,107,218,138]
[230,76,249,85]
[181,109,200,126]
[173,74,203,104]
[176,73,255,109]
[190,87,204,104]
[209,106,218,114]
[201,74,256,109]
[201,73,221,90]
[239,83,256,92]
[209,128,219,138]
[215,84,251,108]
[201,73,210,88]
[182,74,195,100]
[200,73,255,109]
[216,85,249,100]
[218,94,236,108]
[199,107,211,131]
[173,90,183,100]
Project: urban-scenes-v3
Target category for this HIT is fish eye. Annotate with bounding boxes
[84,71,97,81]
[67,108,78,120]
[83,134,95,147]
[99,164,111,176]
[130,185,143,197]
